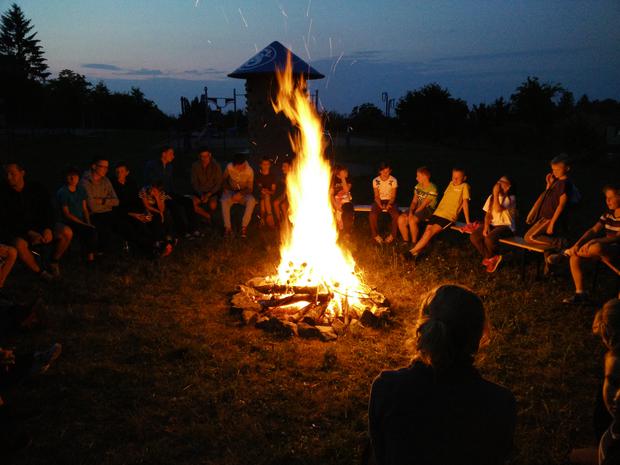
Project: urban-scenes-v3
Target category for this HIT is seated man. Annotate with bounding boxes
[221,152,256,238]
[0,162,72,279]
[191,148,222,226]
[145,145,201,239]
[558,184,620,305]
[80,158,119,252]
[406,167,471,259]
[398,166,438,245]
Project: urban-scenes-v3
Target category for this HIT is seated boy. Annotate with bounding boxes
[524,154,576,250]
[57,166,97,263]
[370,162,399,244]
[221,153,256,238]
[398,166,438,244]
[255,157,277,228]
[406,167,471,259]
[558,185,620,305]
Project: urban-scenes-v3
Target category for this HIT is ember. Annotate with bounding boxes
[231,52,390,339]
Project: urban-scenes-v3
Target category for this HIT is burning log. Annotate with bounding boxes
[259,292,331,308]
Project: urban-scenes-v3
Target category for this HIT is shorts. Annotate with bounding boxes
[414,207,434,222]
[427,215,452,228]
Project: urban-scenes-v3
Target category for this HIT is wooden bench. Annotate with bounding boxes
[353,204,408,213]
[450,221,549,279]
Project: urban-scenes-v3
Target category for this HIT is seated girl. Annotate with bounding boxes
[369,284,516,465]
[469,176,516,273]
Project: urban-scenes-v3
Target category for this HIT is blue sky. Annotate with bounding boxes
[5,0,620,115]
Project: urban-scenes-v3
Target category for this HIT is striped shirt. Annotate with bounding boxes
[599,210,620,237]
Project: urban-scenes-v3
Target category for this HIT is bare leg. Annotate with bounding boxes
[0,245,17,288]
[409,215,422,244]
[569,255,586,293]
[410,224,442,255]
[398,213,409,241]
[52,223,73,261]
[14,238,41,273]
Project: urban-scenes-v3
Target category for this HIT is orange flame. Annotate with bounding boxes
[272,53,364,317]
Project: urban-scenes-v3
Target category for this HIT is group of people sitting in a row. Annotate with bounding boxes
[0,147,291,286]
[0,149,618,306]
[331,155,618,304]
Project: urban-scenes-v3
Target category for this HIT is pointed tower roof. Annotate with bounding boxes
[228,41,324,79]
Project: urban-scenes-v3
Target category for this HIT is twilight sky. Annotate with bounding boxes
[6,0,620,115]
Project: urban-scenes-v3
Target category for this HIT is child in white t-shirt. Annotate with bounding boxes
[470,176,516,272]
[370,162,399,244]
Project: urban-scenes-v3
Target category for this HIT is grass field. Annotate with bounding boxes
[3,131,620,464]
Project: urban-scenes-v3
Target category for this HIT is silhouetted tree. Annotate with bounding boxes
[349,103,385,134]
[0,3,49,81]
[510,76,563,127]
[395,83,468,141]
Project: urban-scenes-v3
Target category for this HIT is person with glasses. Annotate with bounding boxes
[80,158,119,253]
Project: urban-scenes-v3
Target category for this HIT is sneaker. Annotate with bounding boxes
[562,293,593,305]
[374,235,383,244]
[482,258,491,267]
[486,255,503,273]
[30,343,62,375]
[160,243,173,258]
[384,234,394,244]
[48,262,60,278]
[224,228,233,238]
[241,227,247,239]
[403,250,419,262]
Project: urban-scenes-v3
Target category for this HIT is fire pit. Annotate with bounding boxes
[231,53,391,340]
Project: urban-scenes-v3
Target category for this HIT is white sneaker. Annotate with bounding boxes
[374,235,383,244]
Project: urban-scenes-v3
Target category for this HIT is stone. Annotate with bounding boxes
[348,319,364,336]
[331,318,346,335]
[297,322,321,339]
[231,292,261,312]
[360,309,380,328]
[241,310,258,326]
[315,325,338,342]
[256,316,295,336]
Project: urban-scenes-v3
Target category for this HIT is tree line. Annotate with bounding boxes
[1,2,619,158]
[0,3,171,130]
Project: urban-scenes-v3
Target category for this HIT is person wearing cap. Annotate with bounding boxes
[469,176,517,273]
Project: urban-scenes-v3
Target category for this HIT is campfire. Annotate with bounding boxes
[231,53,390,340]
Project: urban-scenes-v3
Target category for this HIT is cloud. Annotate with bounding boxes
[182,67,226,76]
[126,68,164,76]
[82,63,123,71]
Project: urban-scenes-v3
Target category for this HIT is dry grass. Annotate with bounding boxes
[4,131,619,464]
[5,224,616,465]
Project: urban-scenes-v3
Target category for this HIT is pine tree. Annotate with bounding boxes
[0,3,49,81]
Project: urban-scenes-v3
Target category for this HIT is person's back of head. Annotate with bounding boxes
[593,299,620,350]
[415,284,487,373]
